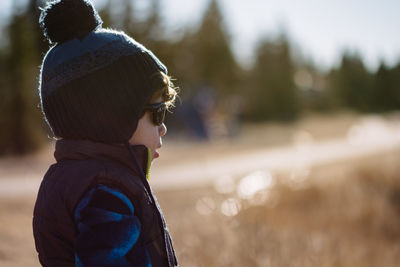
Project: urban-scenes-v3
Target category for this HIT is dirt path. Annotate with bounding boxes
[1,114,399,197]
[150,131,400,190]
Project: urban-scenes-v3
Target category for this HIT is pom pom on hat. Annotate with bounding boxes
[39,0,102,44]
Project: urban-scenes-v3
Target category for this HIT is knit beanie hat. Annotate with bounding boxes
[38,0,167,143]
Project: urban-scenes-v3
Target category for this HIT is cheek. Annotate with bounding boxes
[129,114,160,148]
[149,127,160,145]
[129,116,148,145]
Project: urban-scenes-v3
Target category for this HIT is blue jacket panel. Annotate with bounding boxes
[74,184,151,267]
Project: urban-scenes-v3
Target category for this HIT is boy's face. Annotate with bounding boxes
[128,97,167,161]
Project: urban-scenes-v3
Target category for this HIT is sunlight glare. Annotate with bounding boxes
[237,170,274,200]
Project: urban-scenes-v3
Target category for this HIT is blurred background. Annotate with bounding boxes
[1,0,400,266]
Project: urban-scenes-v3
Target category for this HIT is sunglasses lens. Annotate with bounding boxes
[145,102,167,126]
[154,105,166,126]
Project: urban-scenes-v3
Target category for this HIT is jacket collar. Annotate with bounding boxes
[54,139,150,178]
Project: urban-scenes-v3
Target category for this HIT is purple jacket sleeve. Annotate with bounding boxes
[74,184,151,267]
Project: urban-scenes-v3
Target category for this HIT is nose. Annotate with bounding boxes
[159,123,167,137]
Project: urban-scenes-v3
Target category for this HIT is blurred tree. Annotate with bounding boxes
[142,0,163,42]
[390,63,400,108]
[113,0,164,45]
[0,0,46,155]
[98,0,112,28]
[294,63,330,112]
[139,0,172,66]
[122,0,135,32]
[98,0,140,36]
[327,52,373,111]
[189,0,240,97]
[371,62,400,112]
[245,35,299,121]
[30,0,48,55]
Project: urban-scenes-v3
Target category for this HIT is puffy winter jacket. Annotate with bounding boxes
[33,139,178,267]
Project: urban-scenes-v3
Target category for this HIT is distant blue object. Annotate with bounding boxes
[179,102,209,139]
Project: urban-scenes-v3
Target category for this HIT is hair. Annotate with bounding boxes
[149,71,179,110]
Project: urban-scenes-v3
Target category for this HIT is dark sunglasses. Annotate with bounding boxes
[143,102,167,126]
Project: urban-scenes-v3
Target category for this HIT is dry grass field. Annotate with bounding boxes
[157,150,400,267]
[1,150,399,267]
[1,112,400,266]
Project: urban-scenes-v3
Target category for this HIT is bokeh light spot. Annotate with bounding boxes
[237,170,274,199]
[220,198,241,217]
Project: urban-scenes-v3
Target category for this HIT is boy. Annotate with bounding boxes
[32,0,178,266]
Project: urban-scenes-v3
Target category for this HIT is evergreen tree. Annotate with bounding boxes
[246,35,298,121]
[116,0,163,45]
[142,0,163,42]
[139,0,173,67]
[0,0,45,155]
[371,62,400,111]
[190,0,240,97]
[327,52,373,111]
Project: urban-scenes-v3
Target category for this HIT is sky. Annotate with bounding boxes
[1,0,399,71]
[155,0,400,71]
